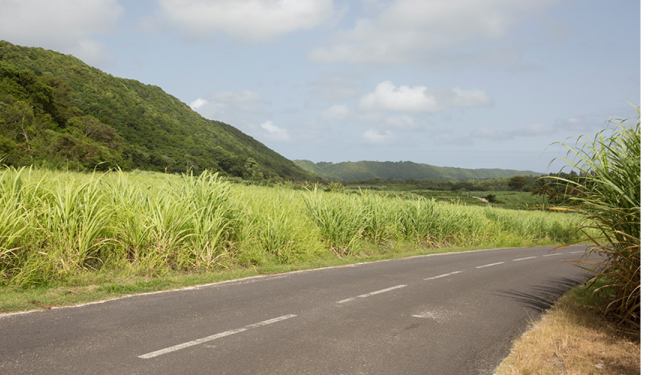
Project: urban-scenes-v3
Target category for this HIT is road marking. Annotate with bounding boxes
[569,251,586,254]
[138,314,297,359]
[476,262,504,269]
[424,271,463,281]
[513,256,537,261]
[336,285,407,304]
[543,253,564,257]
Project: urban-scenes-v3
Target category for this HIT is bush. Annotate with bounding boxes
[550,109,640,329]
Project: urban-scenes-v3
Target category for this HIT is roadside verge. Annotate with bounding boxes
[495,284,640,374]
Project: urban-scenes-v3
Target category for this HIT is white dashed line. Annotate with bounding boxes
[336,285,407,304]
[543,253,564,257]
[569,251,586,254]
[476,262,505,269]
[424,271,463,281]
[138,314,297,359]
[513,256,537,261]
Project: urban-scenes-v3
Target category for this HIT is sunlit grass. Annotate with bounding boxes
[0,166,583,288]
[550,110,640,329]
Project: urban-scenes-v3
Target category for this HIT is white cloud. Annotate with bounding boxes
[0,0,122,64]
[321,104,350,121]
[359,81,491,113]
[359,81,440,113]
[261,120,291,142]
[153,0,337,42]
[362,129,394,145]
[355,112,418,131]
[190,98,208,110]
[310,0,556,64]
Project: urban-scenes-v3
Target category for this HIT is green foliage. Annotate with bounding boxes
[0,41,314,180]
[551,110,640,329]
[508,176,528,191]
[293,159,542,181]
[484,194,497,203]
[0,166,583,287]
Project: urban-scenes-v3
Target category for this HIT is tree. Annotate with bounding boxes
[508,176,528,191]
[1,100,35,151]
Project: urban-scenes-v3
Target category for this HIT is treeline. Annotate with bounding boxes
[345,175,545,192]
[0,41,315,181]
[293,159,542,181]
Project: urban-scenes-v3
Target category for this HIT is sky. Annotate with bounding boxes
[0,0,641,173]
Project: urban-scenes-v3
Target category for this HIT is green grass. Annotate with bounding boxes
[550,111,640,329]
[0,166,585,312]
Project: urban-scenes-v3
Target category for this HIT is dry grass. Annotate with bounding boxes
[495,286,640,375]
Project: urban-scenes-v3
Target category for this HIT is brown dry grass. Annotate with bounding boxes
[495,286,640,375]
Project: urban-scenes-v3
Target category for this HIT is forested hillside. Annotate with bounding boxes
[0,41,315,180]
[293,160,542,181]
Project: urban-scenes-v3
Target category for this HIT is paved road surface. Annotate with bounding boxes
[0,245,594,374]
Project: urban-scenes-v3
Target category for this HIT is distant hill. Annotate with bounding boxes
[293,160,542,181]
[0,41,315,180]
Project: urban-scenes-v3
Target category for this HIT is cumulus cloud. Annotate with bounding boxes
[359,81,440,112]
[0,0,123,64]
[362,129,394,145]
[190,98,208,110]
[359,81,491,113]
[261,120,291,142]
[310,0,556,64]
[151,0,337,42]
[321,104,350,121]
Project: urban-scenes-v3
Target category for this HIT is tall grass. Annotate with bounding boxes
[551,110,640,329]
[0,166,583,287]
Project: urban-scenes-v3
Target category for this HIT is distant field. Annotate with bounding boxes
[0,167,582,288]
[346,185,545,210]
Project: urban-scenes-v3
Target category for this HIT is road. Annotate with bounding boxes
[0,245,594,374]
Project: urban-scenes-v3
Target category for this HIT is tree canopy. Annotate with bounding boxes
[0,41,315,181]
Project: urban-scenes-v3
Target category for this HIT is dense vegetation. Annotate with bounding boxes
[551,113,640,329]
[0,166,582,287]
[0,41,315,180]
[293,160,542,181]
[344,175,543,192]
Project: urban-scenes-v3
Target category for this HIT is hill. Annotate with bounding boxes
[0,41,315,180]
[293,160,542,181]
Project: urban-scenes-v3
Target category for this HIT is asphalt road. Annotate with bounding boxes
[0,245,595,374]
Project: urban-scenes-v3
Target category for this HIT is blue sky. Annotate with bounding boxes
[0,0,640,172]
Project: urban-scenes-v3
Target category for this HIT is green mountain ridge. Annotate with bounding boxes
[0,41,315,180]
[293,160,543,181]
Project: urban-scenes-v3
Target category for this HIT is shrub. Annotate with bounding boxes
[550,109,640,329]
